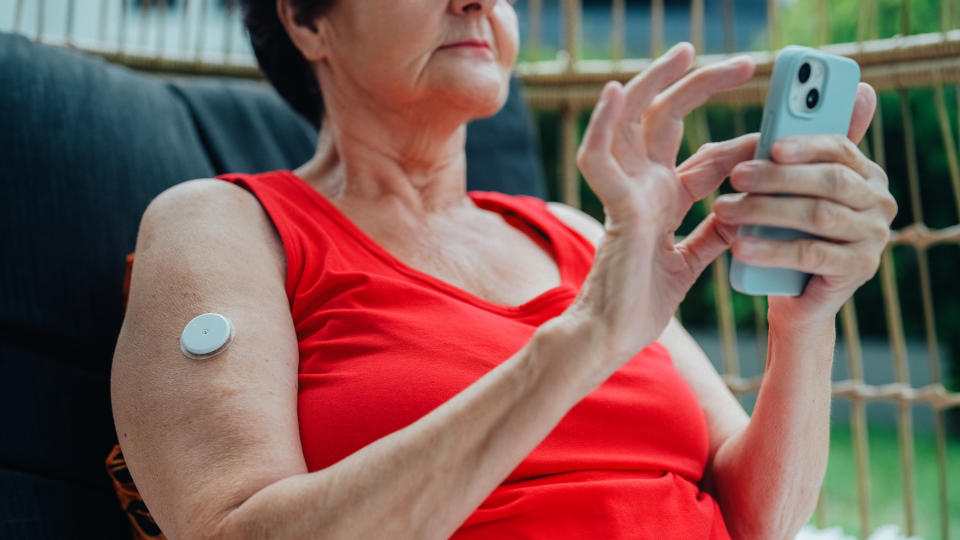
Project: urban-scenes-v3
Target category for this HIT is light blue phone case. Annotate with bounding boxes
[729,46,860,296]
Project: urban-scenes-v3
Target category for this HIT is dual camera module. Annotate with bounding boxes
[789,58,825,115]
[798,62,819,108]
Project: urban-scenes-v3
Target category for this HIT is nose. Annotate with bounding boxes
[450,0,497,15]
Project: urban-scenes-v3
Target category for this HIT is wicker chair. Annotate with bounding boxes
[2,1,959,538]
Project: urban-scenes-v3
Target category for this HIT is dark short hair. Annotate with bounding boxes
[240,0,336,129]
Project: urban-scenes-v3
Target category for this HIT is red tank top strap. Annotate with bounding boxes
[214,171,307,305]
[213,171,597,317]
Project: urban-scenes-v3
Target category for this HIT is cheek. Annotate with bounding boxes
[341,1,440,63]
[492,4,520,67]
[339,14,443,90]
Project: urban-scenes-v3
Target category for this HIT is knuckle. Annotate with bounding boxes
[576,157,598,178]
[879,168,891,188]
[699,141,718,154]
[838,135,857,156]
[844,141,862,165]
[824,164,846,198]
[884,195,899,222]
[735,194,754,215]
[869,218,891,241]
[730,162,757,191]
[811,199,837,230]
[800,240,830,270]
[575,147,593,171]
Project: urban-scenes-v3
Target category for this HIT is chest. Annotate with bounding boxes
[354,213,563,307]
[298,317,710,482]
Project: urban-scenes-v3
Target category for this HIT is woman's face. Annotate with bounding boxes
[315,0,519,119]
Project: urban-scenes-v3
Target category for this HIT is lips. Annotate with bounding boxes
[439,40,491,50]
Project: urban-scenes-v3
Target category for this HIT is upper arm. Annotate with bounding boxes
[111,179,307,539]
[545,201,749,460]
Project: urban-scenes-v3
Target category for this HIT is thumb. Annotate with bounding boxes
[675,212,739,278]
[847,82,877,144]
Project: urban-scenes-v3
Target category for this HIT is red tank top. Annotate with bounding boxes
[215,170,730,539]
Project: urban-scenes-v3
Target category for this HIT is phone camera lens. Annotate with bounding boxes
[806,88,819,109]
[798,62,811,83]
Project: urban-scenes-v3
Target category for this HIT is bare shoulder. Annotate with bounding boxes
[145,178,282,254]
[112,178,303,537]
[139,178,287,297]
[545,201,605,246]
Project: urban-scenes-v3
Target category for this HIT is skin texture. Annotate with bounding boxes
[109,0,896,538]
[567,46,894,537]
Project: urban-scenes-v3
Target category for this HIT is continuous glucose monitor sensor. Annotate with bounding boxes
[180,313,234,359]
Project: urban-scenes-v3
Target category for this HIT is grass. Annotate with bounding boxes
[811,422,960,539]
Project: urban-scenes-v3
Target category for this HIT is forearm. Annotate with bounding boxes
[213,315,604,540]
[710,318,836,540]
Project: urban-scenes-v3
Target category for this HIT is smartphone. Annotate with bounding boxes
[729,45,861,296]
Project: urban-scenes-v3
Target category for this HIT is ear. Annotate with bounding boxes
[276,0,329,62]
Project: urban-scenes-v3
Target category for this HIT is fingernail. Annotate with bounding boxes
[730,54,754,68]
[599,81,619,104]
[603,81,616,99]
[716,192,746,204]
[670,41,694,57]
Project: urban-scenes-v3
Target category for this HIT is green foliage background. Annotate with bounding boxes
[529,0,960,416]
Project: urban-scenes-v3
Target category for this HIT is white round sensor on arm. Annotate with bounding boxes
[180,313,235,360]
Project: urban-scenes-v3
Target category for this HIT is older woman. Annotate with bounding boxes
[110,0,896,538]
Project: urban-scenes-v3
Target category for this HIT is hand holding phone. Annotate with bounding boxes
[729,46,861,296]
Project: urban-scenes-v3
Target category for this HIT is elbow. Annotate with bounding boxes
[712,452,823,540]
[161,516,235,540]
[721,488,819,540]
[201,505,265,540]
[157,499,260,540]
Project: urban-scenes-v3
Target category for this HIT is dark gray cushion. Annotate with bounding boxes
[0,29,545,539]
[464,76,548,198]
[167,77,319,174]
[0,31,222,540]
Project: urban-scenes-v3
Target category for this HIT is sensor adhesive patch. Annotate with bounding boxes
[180,313,234,360]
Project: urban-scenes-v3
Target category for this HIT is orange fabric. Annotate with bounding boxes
[106,444,165,539]
[121,252,134,313]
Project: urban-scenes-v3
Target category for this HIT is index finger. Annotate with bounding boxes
[642,56,755,164]
[772,133,876,180]
[621,42,696,123]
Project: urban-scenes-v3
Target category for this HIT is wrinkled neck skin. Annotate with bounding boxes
[294,63,485,224]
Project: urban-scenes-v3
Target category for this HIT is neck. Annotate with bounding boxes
[294,81,478,220]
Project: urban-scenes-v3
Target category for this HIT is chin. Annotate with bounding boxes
[443,74,510,120]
